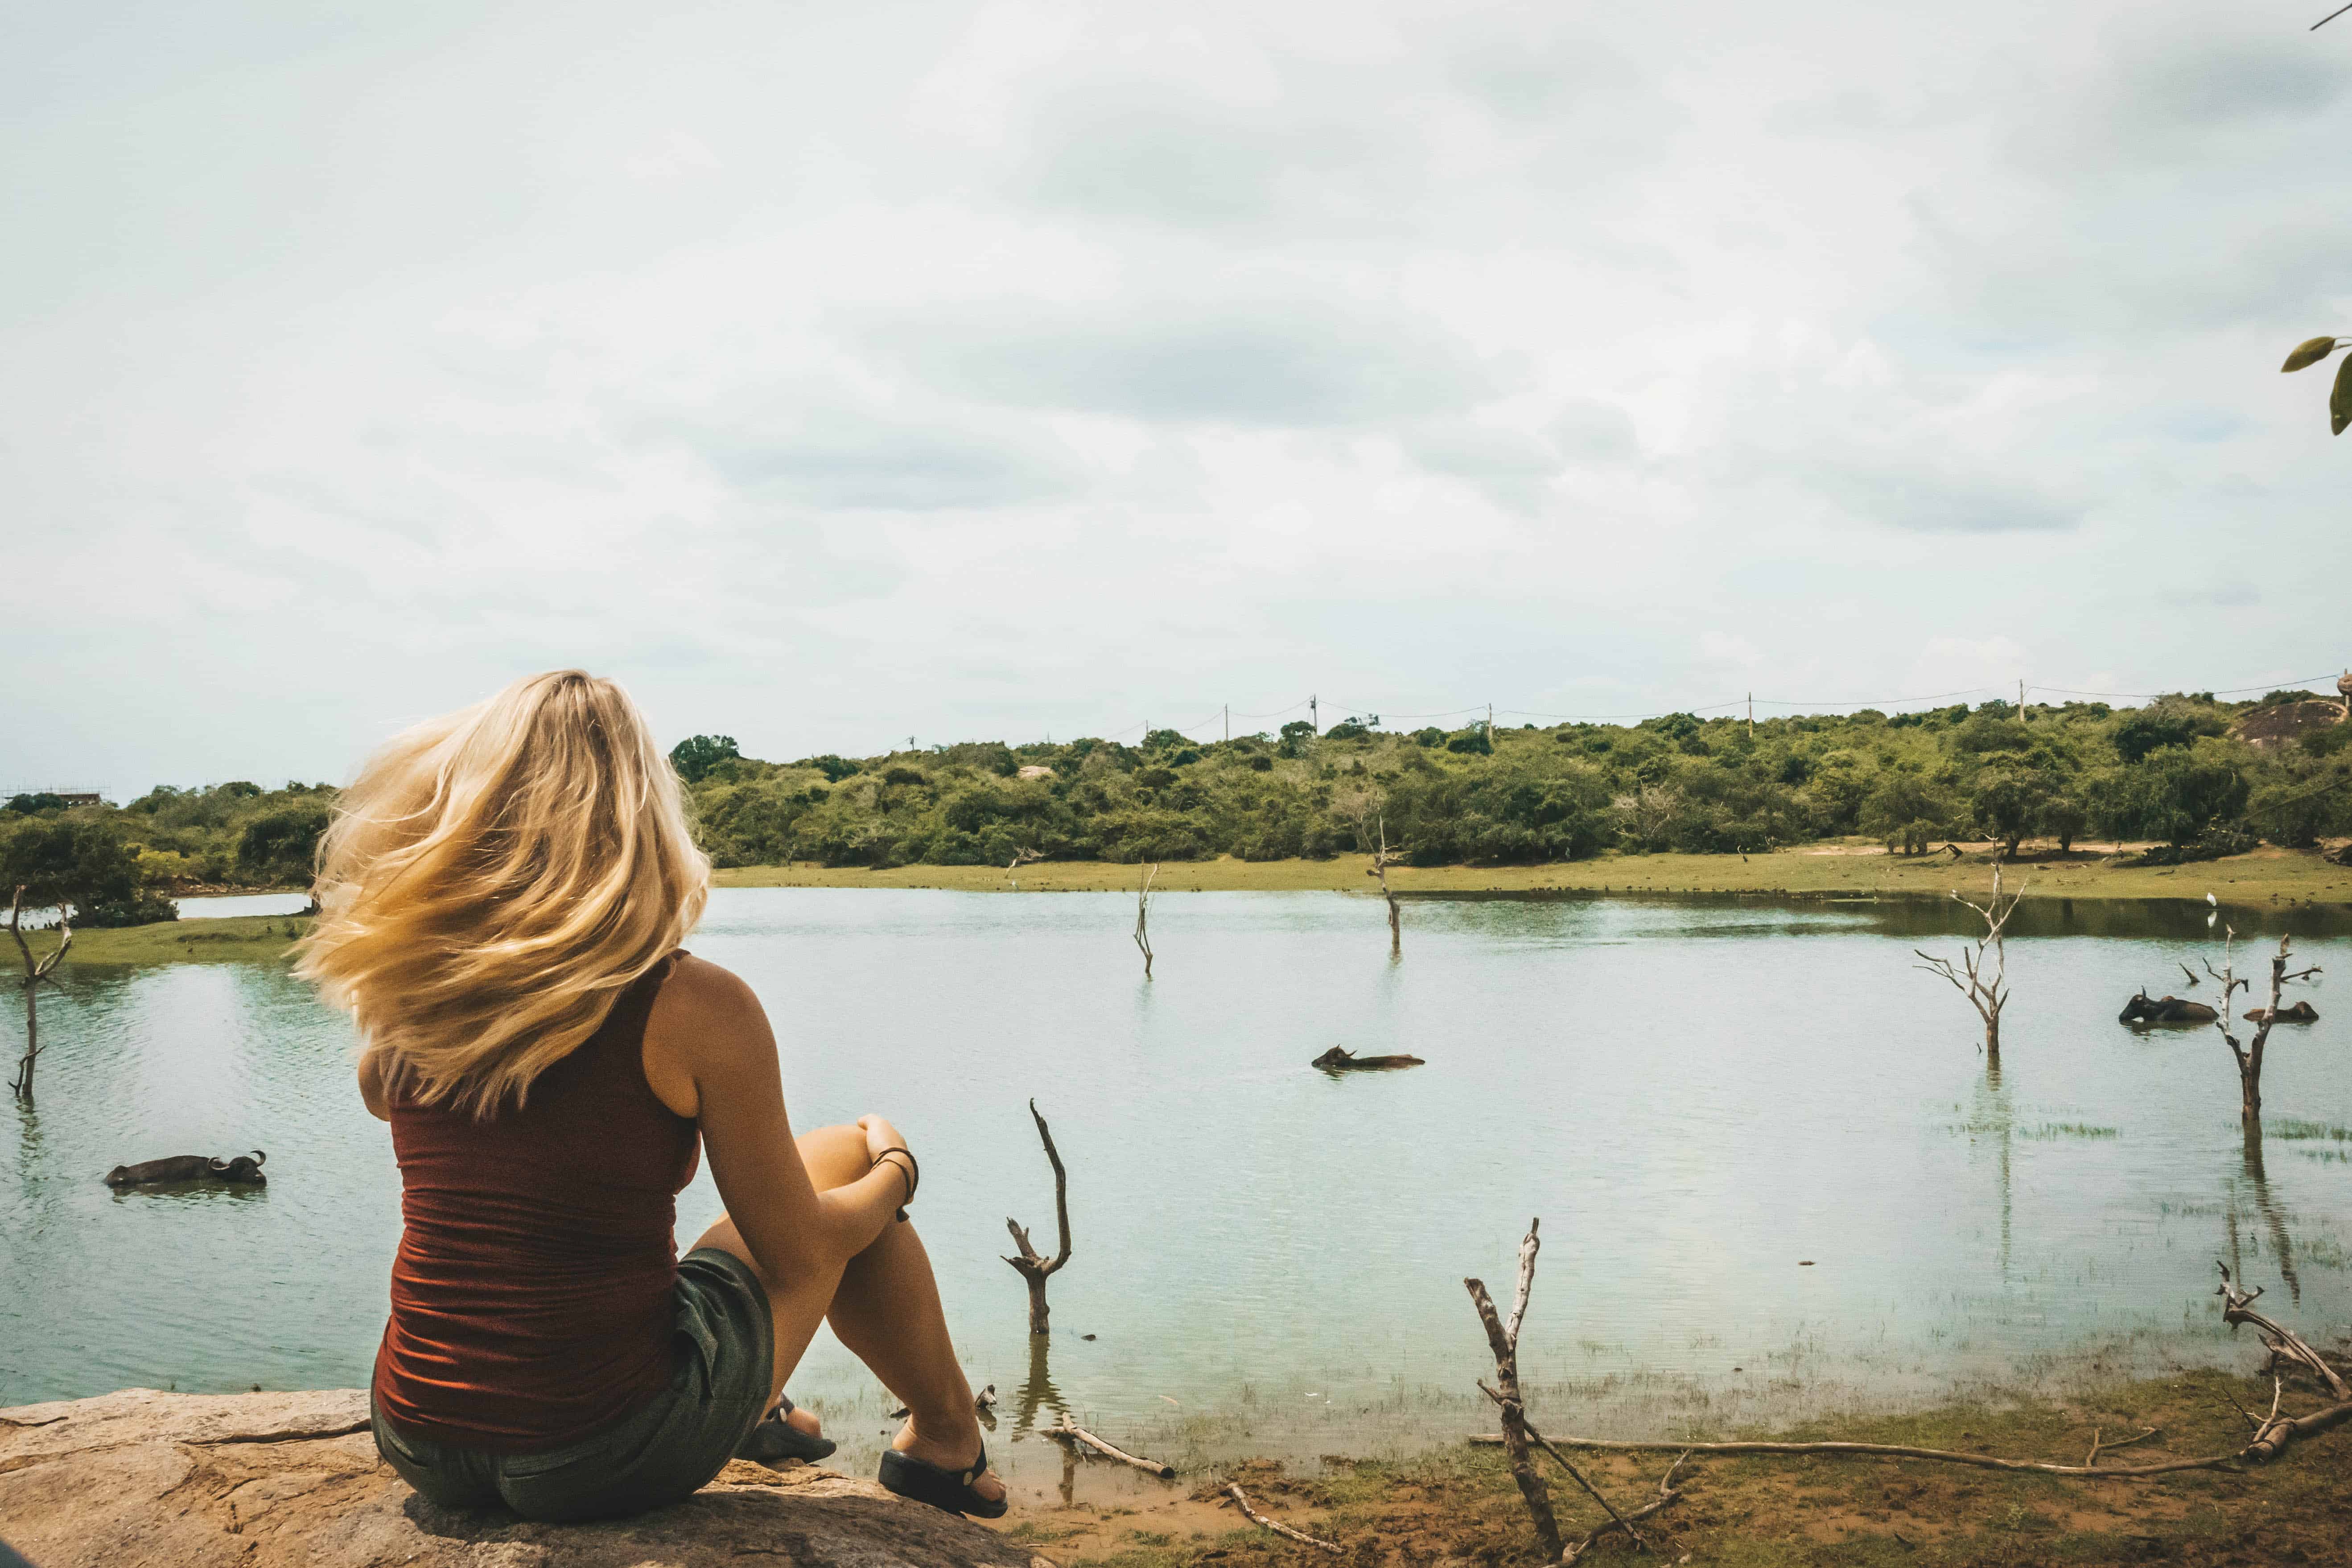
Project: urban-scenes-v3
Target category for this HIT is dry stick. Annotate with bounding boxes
[1476,1382,1650,1552]
[1465,1219,1563,1561]
[2084,1427,2160,1469]
[1133,862,1158,979]
[1562,1453,1690,1565]
[2216,1261,2351,1401]
[1049,1414,1175,1478]
[1001,1099,1072,1334]
[1224,1483,1342,1556]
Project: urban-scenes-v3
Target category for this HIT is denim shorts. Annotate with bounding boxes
[370,1247,775,1523]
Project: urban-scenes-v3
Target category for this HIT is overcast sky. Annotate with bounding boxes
[4,0,2349,796]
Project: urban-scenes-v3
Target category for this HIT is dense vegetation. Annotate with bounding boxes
[666,692,2352,870]
[1,782,333,926]
[4,695,2345,922]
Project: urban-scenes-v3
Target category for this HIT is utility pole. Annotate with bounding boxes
[1224,704,1229,742]
[1487,701,1493,737]
[2018,678,2026,720]
[1747,692,1754,740]
[1310,694,1318,734]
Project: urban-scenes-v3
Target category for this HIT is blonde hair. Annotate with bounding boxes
[296,671,709,1115]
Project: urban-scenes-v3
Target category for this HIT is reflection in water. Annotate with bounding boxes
[2232,1125,2301,1305]
[5,888,2349,1478]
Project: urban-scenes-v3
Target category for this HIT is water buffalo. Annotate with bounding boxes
[2245,1001,2320,1025]
[2118,993,2217,1025]
[1312,1046,1425,1072]
[105,1150,267,1187]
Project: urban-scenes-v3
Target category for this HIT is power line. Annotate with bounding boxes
[2031,674,2345,701]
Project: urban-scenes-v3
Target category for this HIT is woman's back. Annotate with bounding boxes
[373,956,698,1452]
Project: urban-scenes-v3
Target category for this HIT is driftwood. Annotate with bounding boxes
[1913,865,2025,1067]
[1001,1099,1072,1334]
[2216,1261,2351,1401]
[8,886,73,1103]
[1465,1222,1562,1559]
[1475,1381,1651,1552]
[1047,1414,1174,1478]
[1133,863,1157,979]
[1310,1046,1425,1073]
[1004,847,1044,890]
[1223,1483,1341,1555]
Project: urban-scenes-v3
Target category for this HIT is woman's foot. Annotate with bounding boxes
[784,1403,824,1443]
[739,1395,836,1466]
[891,1416,1007,1510]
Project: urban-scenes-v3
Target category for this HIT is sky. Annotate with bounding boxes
[4,0,2350,798]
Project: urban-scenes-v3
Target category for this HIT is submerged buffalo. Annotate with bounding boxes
[2118,993,2217,1025]
[2245,1001,2320,1025]
[1312,1046,1425,1073]
[104,1150,268,1188]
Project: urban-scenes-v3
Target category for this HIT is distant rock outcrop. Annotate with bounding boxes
[0,1387,1049,1568]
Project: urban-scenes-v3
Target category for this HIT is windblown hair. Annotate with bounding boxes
[296,671,709,1115]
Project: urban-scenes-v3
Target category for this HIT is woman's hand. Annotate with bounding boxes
[858,1114,908,1167]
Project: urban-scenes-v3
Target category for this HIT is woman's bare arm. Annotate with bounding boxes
[357,1049,390,1122]
[645,955,904,1281]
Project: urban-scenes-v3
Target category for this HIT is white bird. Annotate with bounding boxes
[2207,893,2219,906]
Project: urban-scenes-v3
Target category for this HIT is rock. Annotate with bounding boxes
[0,1388,1050,1568]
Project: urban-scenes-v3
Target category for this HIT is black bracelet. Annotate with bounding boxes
[873,1147,918,1220]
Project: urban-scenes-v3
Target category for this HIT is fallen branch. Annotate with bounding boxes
[2217,1260,2351,1401]
[1466,1220,1562,1560]
[1224,1483,1341,1556]
[1562,1453,1689,1564]
[2084,1427,2160,1468]
[1048,1414,1175,1478]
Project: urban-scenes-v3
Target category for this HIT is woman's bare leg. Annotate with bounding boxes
[692,1124,1002,1502]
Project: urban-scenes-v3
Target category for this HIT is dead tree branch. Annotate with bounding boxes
[1001,1098,1072,1333]
[9,886,73,1104]
[2084,1428,2160,1469]
[1476,1381,1652,1552]
[1912,864,2026,1066]
[2216,1261,2351,1400]
[1049,1414,1175,1478]
[1224,1483,1342,1555]
[1133,862,1157,979]
[1005,846,1044,890]
[2204,931,2319,1128]
[1562,1453,1690,1564]
[1366,814,1405,958]
[1466,1219,1562,1560]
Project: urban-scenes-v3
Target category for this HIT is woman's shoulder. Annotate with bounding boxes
[642,955,774,1116]
[655,952,762,1022]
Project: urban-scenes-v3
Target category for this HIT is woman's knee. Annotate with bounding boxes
[797,1123,870,1191]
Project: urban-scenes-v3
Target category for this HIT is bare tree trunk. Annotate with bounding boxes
[1133,864,1157,980]
[2206,932,2320,1134]
[1001,1099,1072,1334]
[8,888,71,1104]
[1370,815,1403,959]
[1465,1220,1561,1561]
[1914,865,2022,1078]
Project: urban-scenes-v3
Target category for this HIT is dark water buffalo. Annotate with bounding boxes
[2245,1001,2320,1025]
[105,1150,267,1187]
[1312,1046,1425,1072]
[2118,993,2217,1025]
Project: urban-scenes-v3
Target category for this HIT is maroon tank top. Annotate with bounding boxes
[372,952,700,1452]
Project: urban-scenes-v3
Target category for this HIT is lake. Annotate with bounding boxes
[4,887,2347,1502]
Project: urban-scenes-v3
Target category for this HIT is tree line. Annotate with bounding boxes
[669,691,2352,870]
[4,691,2345,924]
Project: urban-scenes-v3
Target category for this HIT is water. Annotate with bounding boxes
[176,893,313,920]
[4,889,2347,1498]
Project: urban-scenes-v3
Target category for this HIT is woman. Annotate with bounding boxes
[297,671,1005,1523]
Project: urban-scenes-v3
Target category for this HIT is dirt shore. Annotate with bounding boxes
[1015,1369,2352,1566]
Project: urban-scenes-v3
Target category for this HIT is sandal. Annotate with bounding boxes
[877,1439,1007,1519]
[737,1395,837,1467]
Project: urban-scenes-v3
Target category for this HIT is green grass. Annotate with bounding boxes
[25,914,310,968]
[2019,1123,2120,1140]
[2267,1119,2352,1142]
[718,842,2352,905]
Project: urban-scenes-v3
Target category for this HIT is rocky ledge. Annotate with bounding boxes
[0,1388,1050,1568]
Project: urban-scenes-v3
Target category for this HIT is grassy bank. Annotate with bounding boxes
[1019,1369,2352,1567]
[718,841,2352,906]
[25,913,313,967]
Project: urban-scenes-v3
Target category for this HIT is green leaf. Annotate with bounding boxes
[2282,335,2340,372]
[2331,354,2352,435]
